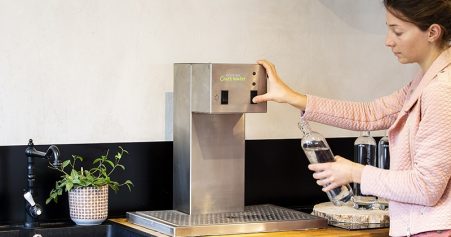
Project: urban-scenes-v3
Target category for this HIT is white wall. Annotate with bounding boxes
[0,0,417,145]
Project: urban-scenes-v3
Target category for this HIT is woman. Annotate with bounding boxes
[253,0,451,236]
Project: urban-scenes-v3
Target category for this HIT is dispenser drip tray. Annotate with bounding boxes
[127,204,327,236]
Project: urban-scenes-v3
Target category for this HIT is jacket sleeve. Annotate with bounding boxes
[303,82,411,131]
[361,76,451,206]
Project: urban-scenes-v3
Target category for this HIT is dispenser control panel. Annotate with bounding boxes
[191,63,267,113]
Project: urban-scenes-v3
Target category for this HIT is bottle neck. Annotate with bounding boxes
[298,116,312,136]
[360,131,371,137]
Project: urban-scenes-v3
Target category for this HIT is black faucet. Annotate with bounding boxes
[24,139,61,228]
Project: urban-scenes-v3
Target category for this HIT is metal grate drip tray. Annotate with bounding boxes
[127,204,328,236]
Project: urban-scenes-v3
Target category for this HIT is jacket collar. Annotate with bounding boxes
[402,47,451,113]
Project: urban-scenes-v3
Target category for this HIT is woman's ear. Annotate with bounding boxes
[427,24,443,43]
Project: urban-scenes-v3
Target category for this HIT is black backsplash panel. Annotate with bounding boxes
[245,138,356,208]
[0,141,173,225]
[0,138,357,225]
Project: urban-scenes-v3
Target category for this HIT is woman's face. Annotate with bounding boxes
[385,10,430,64]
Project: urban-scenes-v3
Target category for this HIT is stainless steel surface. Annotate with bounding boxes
[173,64,191,214]
[173,63,267,215]
[127,204,328,237]
[191,64,267,114]
[191,113,245,214]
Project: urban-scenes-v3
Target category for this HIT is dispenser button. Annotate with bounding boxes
[250,90,258,104]
[221,90,228,104]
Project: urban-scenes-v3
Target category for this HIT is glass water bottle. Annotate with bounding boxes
[298,115,353,206]
[353,131,377,207]
[376,132,390,210]
[377,133,390,170]
[353,131,376,195]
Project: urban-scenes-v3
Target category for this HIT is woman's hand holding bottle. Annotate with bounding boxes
[308,156,364,192]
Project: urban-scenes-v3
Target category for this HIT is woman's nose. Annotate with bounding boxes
[385,34,395,48]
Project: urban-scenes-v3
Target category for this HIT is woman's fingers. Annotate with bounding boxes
[322,182,340,192]
[313,174,340,192]
[308,162,330,172]
[312,170,329,180]
[252,93,269,103]
[257,59,276,73]
[308,156,357,192]
[254,59,280,103]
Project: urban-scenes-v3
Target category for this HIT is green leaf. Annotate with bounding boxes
[84,170,91,177]
[70,169,78,178]
[93,158,102,164]
[110,184,119,192]
[57,182,65,189]
[124,180,134,191]
[72,177,80,184]
[94,178,106,186]
[73,155,83,163]
[45,197,52,204]
[65,181,74,192]
[121,148,128,154]
[105,160,115,168]
[62,160,71,169]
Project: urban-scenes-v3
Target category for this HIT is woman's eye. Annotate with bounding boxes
[394,31,403,36]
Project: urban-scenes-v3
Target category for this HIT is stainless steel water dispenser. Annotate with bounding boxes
[173,63,267,215]
[127,63,327,236]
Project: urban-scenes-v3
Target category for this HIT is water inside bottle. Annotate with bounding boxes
[377,138,390,169]
[354,144,376,166]
[353,144,376,198]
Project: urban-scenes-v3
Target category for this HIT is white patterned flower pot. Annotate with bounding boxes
[68,185,108,225]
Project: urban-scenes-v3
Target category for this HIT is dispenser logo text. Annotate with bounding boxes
[220,74,246,82]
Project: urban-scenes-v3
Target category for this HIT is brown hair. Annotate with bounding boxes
[383,0,451,48]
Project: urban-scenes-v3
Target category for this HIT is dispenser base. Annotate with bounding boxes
[127,204,327,236]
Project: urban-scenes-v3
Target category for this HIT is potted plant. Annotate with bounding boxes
[46,146,133,225]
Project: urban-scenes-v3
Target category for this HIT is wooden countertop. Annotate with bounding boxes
[109,218,389,237]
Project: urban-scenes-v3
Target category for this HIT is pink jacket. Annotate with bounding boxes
[304,47,451,237]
